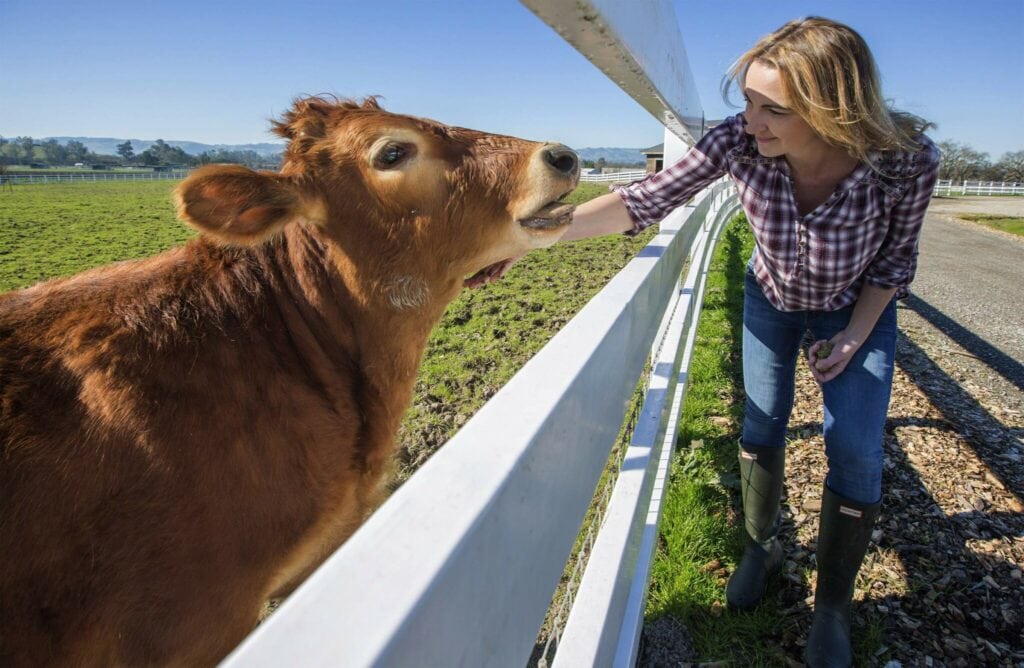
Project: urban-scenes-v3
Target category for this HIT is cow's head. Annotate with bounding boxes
[175,97,579,306]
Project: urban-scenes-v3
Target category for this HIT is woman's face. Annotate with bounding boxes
[742,60,826,160]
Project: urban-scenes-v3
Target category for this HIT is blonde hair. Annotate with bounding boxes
[723,17,932,163]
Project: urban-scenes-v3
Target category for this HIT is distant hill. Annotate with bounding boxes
[573,147,646,167]
[43,137,285,158]
[38,137,644,165]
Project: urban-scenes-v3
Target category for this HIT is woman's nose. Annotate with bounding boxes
[743,109,764,134]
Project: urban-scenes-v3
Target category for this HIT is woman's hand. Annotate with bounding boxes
[808,332,862,383]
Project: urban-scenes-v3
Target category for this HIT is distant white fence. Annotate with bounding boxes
[934,179,1024,196]
[2,170,190,184]
[580,169,648,183]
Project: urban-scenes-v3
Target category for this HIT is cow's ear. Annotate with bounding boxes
[174,165,307,246]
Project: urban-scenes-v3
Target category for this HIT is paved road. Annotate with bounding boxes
[909,197,1024,371]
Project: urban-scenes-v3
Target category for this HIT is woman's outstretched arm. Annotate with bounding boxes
[560,191,634,241]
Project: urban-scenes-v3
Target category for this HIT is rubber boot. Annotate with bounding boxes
[805,486,881,668]
[725,444,785,610]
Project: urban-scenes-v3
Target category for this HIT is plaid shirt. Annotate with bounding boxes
[614,115,941,312]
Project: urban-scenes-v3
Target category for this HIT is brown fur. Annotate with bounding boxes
[0,97,577,665]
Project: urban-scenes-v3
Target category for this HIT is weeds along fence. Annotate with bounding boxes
[934,180,1024,196]
[223,178,740,668]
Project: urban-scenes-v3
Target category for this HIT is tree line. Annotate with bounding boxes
[1,135,1020,182]
[936,142,1023,183]
[0,136,282,169]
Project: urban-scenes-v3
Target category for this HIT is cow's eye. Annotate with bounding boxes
[374,143,413,170]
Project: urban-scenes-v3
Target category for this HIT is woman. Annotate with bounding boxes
[562,16,938,667]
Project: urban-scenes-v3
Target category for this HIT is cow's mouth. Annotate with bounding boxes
[463,194,576,288]
[516,197,576,230]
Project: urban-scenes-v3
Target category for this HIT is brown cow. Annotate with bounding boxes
[0,97,579,665]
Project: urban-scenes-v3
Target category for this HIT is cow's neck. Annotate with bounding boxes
[262,224,459,468]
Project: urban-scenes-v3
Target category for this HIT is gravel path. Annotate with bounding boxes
[909,197,1024,376]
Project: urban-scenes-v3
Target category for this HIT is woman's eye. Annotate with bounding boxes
[375,143,410,169]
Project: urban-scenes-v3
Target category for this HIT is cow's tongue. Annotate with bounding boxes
[463,258,512,288]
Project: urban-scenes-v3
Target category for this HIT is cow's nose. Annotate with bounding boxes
[542,144,579,177]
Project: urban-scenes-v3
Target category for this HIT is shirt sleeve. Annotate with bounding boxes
[863,138,941,293]
[612,117,738,235]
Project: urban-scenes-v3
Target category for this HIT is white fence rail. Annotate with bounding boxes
[553,183,740,667]
[223,179,739,668]
[934,179,1024,196]
[1,170,191,184]
[580,169,648,183]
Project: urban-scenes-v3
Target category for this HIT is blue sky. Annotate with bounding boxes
[1,0,1021,159]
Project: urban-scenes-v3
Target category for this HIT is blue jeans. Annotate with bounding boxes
[742,269,896,505]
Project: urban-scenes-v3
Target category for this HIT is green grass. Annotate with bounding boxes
[645,217,820,665]
[0,180,190,291]
[0,179,652,483]
[957,212,1024,236]
[5,166,153,173]
[642,216,798,665]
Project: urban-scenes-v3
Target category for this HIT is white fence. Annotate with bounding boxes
[223,179,740,668]
[1,170,191,184]
[580,169,648,183]
[934,179,1024,196]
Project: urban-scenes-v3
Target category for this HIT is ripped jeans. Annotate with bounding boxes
[742,268,896,505]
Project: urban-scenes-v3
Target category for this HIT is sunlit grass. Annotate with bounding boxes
[0,181,188,291]
[957,212,1024,237]
[642,217,796,665]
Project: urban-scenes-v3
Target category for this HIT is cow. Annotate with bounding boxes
[0,96,579,666]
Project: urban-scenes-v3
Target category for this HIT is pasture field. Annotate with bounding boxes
[0,180,655,483]
[957,212,1024,237]
[0,181,190,291]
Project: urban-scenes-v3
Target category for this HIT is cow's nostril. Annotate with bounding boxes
[543,146,579,176]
